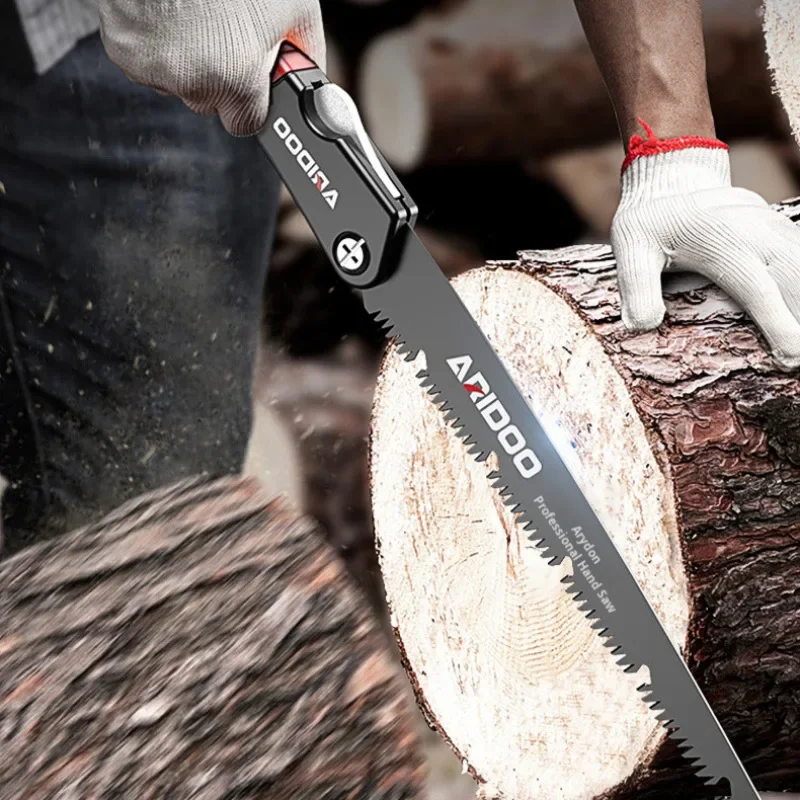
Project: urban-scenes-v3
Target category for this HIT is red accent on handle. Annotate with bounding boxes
[271,42,318,83]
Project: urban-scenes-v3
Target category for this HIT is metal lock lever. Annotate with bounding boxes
[307,84,402,201]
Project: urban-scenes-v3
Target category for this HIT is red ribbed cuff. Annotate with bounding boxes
[621,118,728,174]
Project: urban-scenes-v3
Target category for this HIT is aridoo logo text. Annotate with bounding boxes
[447,356,542,479]
[273,117,339,209]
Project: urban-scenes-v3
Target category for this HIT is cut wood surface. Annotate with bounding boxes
[763,0,800,147]
[370,198,800,799]
[0,474,426,799]
[360,3,780,170]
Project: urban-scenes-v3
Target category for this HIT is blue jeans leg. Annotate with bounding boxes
[0,34,281,554]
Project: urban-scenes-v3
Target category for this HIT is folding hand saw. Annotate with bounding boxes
[257,42,759,799]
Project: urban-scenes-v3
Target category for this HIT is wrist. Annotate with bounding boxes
[618,119,730,204]
[619,107,716,144]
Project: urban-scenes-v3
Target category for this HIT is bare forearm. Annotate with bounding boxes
[574,0,715,142]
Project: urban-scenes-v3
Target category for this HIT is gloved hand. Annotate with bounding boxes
[610,120,800,370]
[97,0,325,136]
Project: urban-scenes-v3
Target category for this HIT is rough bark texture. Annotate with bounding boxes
[526,269,800,793]
[521,204,800,796]
[0,474,426,799]
[360,20,782,169]
[370,197,800,798]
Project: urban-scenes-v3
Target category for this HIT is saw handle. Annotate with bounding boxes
[271,41,319,83]
[257,42,417,289]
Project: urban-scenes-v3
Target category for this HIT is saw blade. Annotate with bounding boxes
[360,228,759,799]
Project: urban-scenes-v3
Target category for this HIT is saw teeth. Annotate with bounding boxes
[663,729,719,785]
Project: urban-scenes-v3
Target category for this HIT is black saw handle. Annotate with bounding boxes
[257,42,417,289]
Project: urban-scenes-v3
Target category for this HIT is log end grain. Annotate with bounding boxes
[763,0,800,147]
[370,267,692,799]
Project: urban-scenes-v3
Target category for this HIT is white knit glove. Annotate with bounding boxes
[97,0,325,136]
[611,122,800,370]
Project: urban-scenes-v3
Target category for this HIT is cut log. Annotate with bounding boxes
[320,0,470,90]
[762,0,800,148]
[0,474,426,799]
[370,198,800,798]
[360,11,782,170]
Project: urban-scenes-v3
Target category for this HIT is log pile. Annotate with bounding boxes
[0,475,426,799]
[369,199,800,799]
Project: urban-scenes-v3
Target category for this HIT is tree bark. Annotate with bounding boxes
[0,474,426,799]
[370,198,800,799]
[360,18,784,170]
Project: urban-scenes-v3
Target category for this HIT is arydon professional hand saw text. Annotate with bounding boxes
[257,42,759,800]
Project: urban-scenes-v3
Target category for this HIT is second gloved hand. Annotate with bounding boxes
[97,0,325,136]
[611,121,800,370]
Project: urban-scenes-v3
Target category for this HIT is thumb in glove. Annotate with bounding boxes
[613,237,670,330]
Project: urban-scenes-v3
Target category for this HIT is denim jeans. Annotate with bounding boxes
[0,34,281,554]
